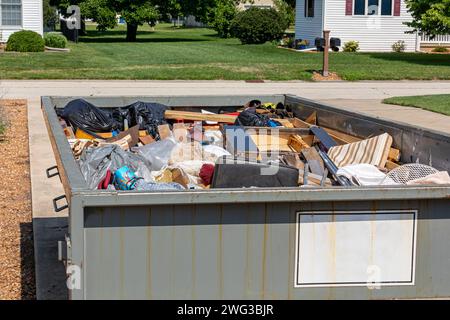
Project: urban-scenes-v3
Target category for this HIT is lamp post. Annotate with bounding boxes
[322,30,330,77]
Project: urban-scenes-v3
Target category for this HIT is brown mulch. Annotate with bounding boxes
[0,100,35,300]
[312,71,342,81]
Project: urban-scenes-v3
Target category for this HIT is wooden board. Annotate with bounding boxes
[288,135,311,152]
[290,117,401,162]
[302,147,325,176]
[165,110,237,123]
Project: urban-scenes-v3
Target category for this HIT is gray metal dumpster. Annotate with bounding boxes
[41,94,450,300]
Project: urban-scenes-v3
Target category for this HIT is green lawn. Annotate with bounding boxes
[383,94,450,116]
[1,23,450,80]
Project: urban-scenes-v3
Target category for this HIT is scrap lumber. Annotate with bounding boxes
[275,118,294,128]
[165,110,237,123]
[302,147,325,176]
[290,117,401,162]
[288,135,310,152]
[305,112,317,125]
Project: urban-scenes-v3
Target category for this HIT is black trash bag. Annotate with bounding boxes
[234,107,281,127]
[112,101,169,140]
[58,99,119,137]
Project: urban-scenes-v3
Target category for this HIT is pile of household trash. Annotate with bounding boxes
[57,99,450,191]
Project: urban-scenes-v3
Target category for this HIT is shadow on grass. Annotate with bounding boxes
[79,36,211,43]
[367,52,450,67]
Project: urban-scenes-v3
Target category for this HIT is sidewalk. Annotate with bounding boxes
[2,80,449,299]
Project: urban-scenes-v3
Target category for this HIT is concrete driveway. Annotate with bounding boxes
[1,79,449,299]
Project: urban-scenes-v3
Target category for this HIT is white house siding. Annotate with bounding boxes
[0,0,43,42]
[324,0,417,52]
[295,0,324,45]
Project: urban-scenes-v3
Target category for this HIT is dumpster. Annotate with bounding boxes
[41,94,450,300]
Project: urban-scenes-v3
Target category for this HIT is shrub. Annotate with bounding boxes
[274,0,295,30]
[6,30,45,52]
[392,40,406,53]
[44,33,67,48]
[432,46,449,53]
[343,40,359,52]
[231,7,286,45]
[208,1,238,38]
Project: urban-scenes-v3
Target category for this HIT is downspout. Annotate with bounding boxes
[322,0,327,34]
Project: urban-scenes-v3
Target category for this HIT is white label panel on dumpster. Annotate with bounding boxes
[295,210,417,288]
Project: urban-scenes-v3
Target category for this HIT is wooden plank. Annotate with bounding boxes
[275,118,294,128]
[302,148,325,176]
[288,135,310,152]
[305,112,317,125]
[385,160,400,171]
[291,117,401,162]
[165,110,237,123]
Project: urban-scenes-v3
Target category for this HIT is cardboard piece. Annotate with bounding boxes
[105,125,140,148]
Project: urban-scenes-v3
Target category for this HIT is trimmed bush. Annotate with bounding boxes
[343,40,359,52]
[6,30,45,52]
[392,40,406,53]
[231,7,287,45]
[432,46,449,53]
[44,33,67,48]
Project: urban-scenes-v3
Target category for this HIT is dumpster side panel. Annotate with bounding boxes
[81,199,450,300]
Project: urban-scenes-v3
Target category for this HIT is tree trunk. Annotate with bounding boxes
[126,24,138,42]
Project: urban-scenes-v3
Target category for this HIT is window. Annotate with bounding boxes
[305,0,314,18]
[354,0,393,16]
[0,0,22,26]
[354,0,365,15]
[381,0,393,15]
[368,0,379,15]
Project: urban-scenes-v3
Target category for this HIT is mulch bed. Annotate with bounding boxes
[0,100,35,300]
[312,71,342,81]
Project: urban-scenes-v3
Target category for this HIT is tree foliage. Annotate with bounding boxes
[405,0,450,36]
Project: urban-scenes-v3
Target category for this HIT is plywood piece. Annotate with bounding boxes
[249,133,293,152]
[305,112,317,125]
[291,117,400,162]
[302,147,325,176]
[275,118,294,128]
[385,160,400,171]
[165,110,237,123]
[288,135,310,152]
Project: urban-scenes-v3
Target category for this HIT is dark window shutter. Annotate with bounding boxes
[345,0,353,15]
[394,0,401,16]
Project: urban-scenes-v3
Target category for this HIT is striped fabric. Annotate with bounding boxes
[328,133,393,168]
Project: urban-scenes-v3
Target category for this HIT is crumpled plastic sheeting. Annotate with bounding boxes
[134,138,177,171]
[79,144,154,189]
